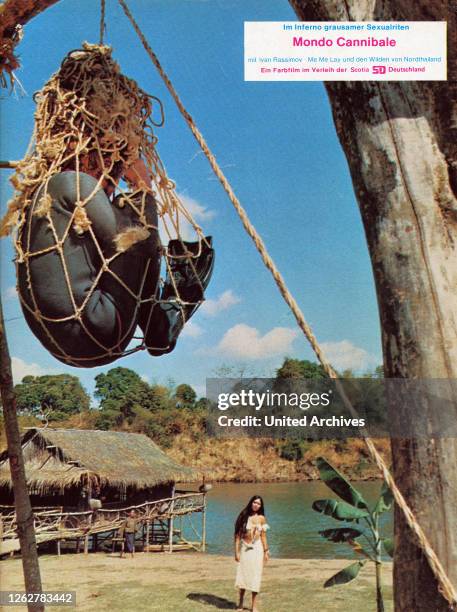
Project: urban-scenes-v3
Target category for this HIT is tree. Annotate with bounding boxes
[93,368,179,437]
[94,367,156,427]
[174,383,197,409]
[15,374,90,421]
[276,358,328,379]
[290,2,457,609]
[0,299,43,611]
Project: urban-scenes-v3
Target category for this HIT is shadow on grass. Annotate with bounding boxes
[187,593,237,609]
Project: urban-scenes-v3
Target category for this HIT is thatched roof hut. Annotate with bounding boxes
[0,428,198,508]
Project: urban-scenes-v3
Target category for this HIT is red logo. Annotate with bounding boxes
[372,65,387,74]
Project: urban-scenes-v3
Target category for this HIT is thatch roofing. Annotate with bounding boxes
[0,428,198,492]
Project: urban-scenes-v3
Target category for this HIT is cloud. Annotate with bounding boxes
[200,290,241,317]
[320,340,380,372]
[214,324,298,360]
[158,192,215,242]
[4,286,18,300]
[11,357,49,384]
[181,320,204,338]
[178,193,215,223]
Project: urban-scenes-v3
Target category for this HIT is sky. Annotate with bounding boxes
[0,0,382,400]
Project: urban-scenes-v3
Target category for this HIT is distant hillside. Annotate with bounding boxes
[168,435,391,482]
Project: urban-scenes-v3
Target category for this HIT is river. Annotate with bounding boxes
[184,481,393,559]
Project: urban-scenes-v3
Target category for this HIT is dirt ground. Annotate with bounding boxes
[0,552,393,611]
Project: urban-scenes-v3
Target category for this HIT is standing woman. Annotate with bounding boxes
[234,495,270,612]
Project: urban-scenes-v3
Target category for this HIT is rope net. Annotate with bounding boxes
[0,43,214,367]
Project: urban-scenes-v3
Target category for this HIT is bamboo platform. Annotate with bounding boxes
[1,491,207,556]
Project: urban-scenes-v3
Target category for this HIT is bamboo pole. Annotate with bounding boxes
[0,296,43,611]
[145,520,150,553]
[168,484,175,553]
[201,492,206,553]
[0,160,18,169]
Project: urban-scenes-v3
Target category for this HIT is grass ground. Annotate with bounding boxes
[1,552,392,611]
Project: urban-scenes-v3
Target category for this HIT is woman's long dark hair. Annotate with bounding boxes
[234,495,265,536]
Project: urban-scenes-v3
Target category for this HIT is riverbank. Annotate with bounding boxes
[1,552,393,611]
[169,436,391,482]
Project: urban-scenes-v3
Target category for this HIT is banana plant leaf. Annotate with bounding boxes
[382,538,394,558]
[313,499,370,521]
[319,527,363,542]
[316,457,369,510]
[374,480,394,514]
[348,539,373,560]
[324,560,366,588]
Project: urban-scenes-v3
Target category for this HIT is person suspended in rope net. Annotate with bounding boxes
[0,43,214,367]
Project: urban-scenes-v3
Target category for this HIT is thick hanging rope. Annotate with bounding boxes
[100,0,106,45]
[117,0,457,605]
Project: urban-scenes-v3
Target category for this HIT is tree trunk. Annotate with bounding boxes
[0,0,62,39]
[0,0,62,83]
[0,298,44,612]
[290,1,457,610]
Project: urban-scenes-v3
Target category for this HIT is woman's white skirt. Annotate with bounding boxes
[235,538,264,593]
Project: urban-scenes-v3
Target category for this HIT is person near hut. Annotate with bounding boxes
[121,509,138,558]
[234,495,270,612]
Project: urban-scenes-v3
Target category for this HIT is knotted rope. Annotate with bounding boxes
[1,43,210,366]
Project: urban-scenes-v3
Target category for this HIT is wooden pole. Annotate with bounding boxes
[83,532,89,555]
[168,484,175,554]
[201,493,206,553]
[84,514,91,555]
[0,160,18,169]
[0,296,43,611]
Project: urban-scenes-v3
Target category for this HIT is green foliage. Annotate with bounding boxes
[316,457,369,509]
[312,499,369,521]
[272,360,386,457]
[93,368,204,447]
[324,561,366,588]
[279,439,303,461]
[374,481,394,514]
[276,358,328,380]
[94,367,161,429]
[382,538,394,558]
[277,437,313,461]
[319,527,363,543]
[95,368,156,411]
[174,384,197,408]
[312,457,393,612]
[14,374,90,421]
